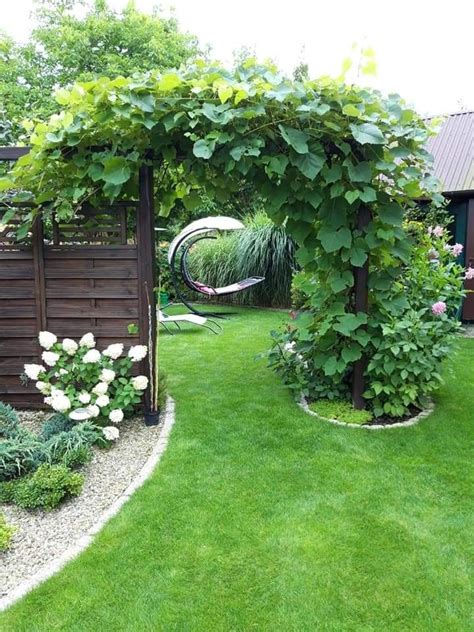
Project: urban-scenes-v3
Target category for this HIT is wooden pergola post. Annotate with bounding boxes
[136,162,157,417]
[351,206,371,409]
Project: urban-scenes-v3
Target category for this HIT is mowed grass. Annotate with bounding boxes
[1,308,473,631]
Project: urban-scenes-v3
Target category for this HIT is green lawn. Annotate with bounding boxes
[1,308,473,631]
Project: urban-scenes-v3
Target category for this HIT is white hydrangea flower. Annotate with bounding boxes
[100,368,115,383]
[51,387,65,397]
[284,342,296,353]
[79,332,96,348]
[103,343,123,360]
[128,345,148,362]
[103,426,119,441]
[109,409,124,424]
[42,351,60,367]
[35,381,50,395]
[88,404,100,418]
[39,331,57,350]
[44,396,53,406]
[92,382,109,396]
[96,394,110,408]
[24,364,45,380]
[78,392,91,405]
[50,394,71,413]
[62,338,78,355]
[58,368,68,376]
[132,375,148,390]
[83,349,101,364]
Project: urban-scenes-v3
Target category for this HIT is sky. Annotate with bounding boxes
[2,0,474,116]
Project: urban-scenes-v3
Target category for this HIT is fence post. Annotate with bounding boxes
[32,215,47,333]
[351,206,371,409]
[137,163,157,416]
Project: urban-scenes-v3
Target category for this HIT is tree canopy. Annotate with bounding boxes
[0,0,199,137]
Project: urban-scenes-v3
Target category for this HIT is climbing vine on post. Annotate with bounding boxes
[0,59,455,416]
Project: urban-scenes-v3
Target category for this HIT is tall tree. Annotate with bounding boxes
[0,0,199,138]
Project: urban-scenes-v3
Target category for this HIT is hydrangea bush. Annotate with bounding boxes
[269,222,466,418]
[24,332,149,435]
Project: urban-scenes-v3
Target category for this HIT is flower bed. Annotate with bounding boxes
[0,401,174,609]
[0,329,167,570]
[269,223,466,421]
[299,395,434,430]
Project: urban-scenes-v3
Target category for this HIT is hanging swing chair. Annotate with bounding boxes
[168,216,265,317]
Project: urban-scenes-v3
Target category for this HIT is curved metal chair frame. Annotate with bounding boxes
[168,218,265,318]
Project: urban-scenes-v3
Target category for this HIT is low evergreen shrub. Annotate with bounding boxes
[10,464,84,511]
[0,512,15,551]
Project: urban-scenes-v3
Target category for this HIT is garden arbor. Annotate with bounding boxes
[0,60,440,412]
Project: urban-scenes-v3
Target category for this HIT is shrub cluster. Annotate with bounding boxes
[24,331,150,434]
[269,223,465,418]
[0,402,104,512]
[0,400,104,485]
[1,464,84,511]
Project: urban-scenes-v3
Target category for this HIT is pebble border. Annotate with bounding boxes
[299,396,434,430]
[0,397,176,613]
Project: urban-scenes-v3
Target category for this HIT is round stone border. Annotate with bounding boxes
[299,396,434,430]
[0,397,176,613]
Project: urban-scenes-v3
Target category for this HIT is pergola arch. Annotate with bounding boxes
[1,60,439,409]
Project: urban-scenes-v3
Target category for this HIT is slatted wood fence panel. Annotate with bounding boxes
[0,208,142,408]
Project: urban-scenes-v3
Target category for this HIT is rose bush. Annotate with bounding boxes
[24,332,150,430]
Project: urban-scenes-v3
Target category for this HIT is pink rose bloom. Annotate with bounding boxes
[431,301,447,316]
[451,243,463,257]
[432,226,444,237]
[465,267,474,280]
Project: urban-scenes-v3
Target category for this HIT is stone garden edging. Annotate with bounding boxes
[299,396,434,430]
[0,397,176,613]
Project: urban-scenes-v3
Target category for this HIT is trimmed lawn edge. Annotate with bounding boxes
[0,397,176,613]
[299,395,435,430]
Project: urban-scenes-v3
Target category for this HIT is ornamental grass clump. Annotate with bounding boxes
[24,331,150,441]
[188,209,296,307]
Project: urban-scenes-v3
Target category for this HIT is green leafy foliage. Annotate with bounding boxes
[291,271,318,309]
[0,405,103,486]
[0,481,15,503]
[44,423,101,468]
[270,223,464,418]
[363,223,464,417]
[308,399,373,425]
[0,512,15,551]
[0,58,456,419]
[7,464,84,511]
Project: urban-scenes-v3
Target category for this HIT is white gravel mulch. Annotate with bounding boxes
[0,404,172,601]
